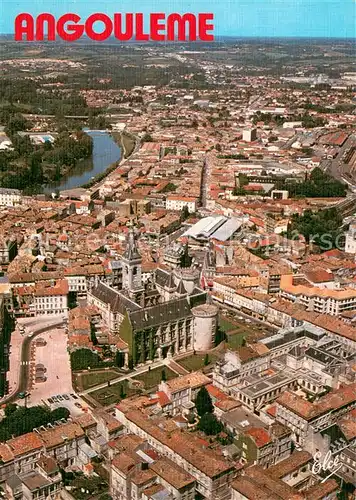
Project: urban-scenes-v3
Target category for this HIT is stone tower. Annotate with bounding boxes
[192,303,218,351]
[122,225,144,298]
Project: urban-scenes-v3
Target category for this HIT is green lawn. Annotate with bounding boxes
[90,380,138,407]
[75,369,122,391]
[177,353,218,372]
[220,315,268,344]
[219,317,239,332]
[132,367,177,389]
[227,332,247,349]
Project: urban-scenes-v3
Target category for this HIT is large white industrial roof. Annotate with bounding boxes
[183,216,242,241]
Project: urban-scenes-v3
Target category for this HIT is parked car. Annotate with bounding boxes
[63,394,70,400]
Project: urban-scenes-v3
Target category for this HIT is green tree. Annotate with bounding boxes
[161,369,167,382]
[215,326,227,346]
[142,133,153,143]
[90,323,98,346]
[290,206,343,247]
[119,385,126,399]
[195,386,213,417]
[115,351,125,368]
[0,405,69,441]
[5,114,29,136]
[161,182,177,193]
[4,403,17,417]
[180,243,192,268]
[180,204,190,221]
[50,407,70,422]
[70,349,101,371]
[204,354,210,366]
[68,292,77,310]
[198,413,223,435]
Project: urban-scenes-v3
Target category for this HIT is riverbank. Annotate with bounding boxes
[43,129,138,194]
[80,160,119,189]
[80,130,138,190]
[1,130,93,195]
[44,130,122,193]
[111,130,136,158]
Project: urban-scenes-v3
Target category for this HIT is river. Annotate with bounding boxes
[44,130,122,193]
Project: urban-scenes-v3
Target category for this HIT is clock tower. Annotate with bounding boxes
[122,225,144,298]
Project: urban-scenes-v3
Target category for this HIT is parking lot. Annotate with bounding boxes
[27,328,73,406]
[44,392,90,417]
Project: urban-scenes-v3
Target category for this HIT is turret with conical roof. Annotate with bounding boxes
[176,279,187,296]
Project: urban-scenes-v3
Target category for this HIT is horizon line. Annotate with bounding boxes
[0,34,355,40]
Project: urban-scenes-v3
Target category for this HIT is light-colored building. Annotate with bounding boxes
[0,418,98,484]
[110,443,196,500]
[242,129,257,142]
[214,345,270,392]
[33,280,69,316]
[280,274,356,316]
[0,188,22,207]
[345,223,356,254]
[157,371,211,415]
[166,195,197,213]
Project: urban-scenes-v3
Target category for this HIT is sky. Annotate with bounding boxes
[0,0,355,38]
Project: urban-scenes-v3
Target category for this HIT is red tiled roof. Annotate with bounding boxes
[156,391,171,407]
[245,427,272,448]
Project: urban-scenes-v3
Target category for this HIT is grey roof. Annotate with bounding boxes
[211,217,243,241]
[155,268,171,287]
[110,260,122,270]
[183,216,226,239]
[176,280,187,295]
[151,490,172,500]
[129,297,192,331]
[183,216,242,241]
[5,474,22,491]
[79,443,98,459]
[0,187,21,195]
[305,346,340,365]
[91,282,141,313]
[165,273,176,290]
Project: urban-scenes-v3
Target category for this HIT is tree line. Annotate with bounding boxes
[0,404,70,442]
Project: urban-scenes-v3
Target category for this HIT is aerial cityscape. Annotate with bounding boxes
[0,7,355,500]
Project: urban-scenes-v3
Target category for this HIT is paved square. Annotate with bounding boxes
[28,328,73,405]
